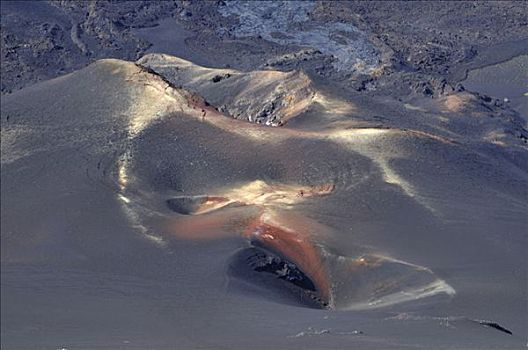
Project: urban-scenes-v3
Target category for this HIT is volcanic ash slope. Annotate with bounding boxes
[1,56,527,349]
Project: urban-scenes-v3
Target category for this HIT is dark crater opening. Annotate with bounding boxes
[166,196,208,215]
[228,246,326,309]
[166,195,229,215]
[247,247,316,291]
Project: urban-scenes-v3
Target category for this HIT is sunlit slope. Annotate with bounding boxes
[1,58,186,263]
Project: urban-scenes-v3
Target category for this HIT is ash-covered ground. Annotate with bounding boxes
[1,1,527,349]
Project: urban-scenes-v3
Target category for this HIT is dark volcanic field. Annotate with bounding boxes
[1,1,527,349]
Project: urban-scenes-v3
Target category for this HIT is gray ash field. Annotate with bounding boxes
[1,1,527,349]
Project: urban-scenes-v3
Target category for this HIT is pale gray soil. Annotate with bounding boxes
[462,55,528,119]
[1,1,527,349]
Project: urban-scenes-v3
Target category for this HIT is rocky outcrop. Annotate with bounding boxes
[137,54,316,126]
